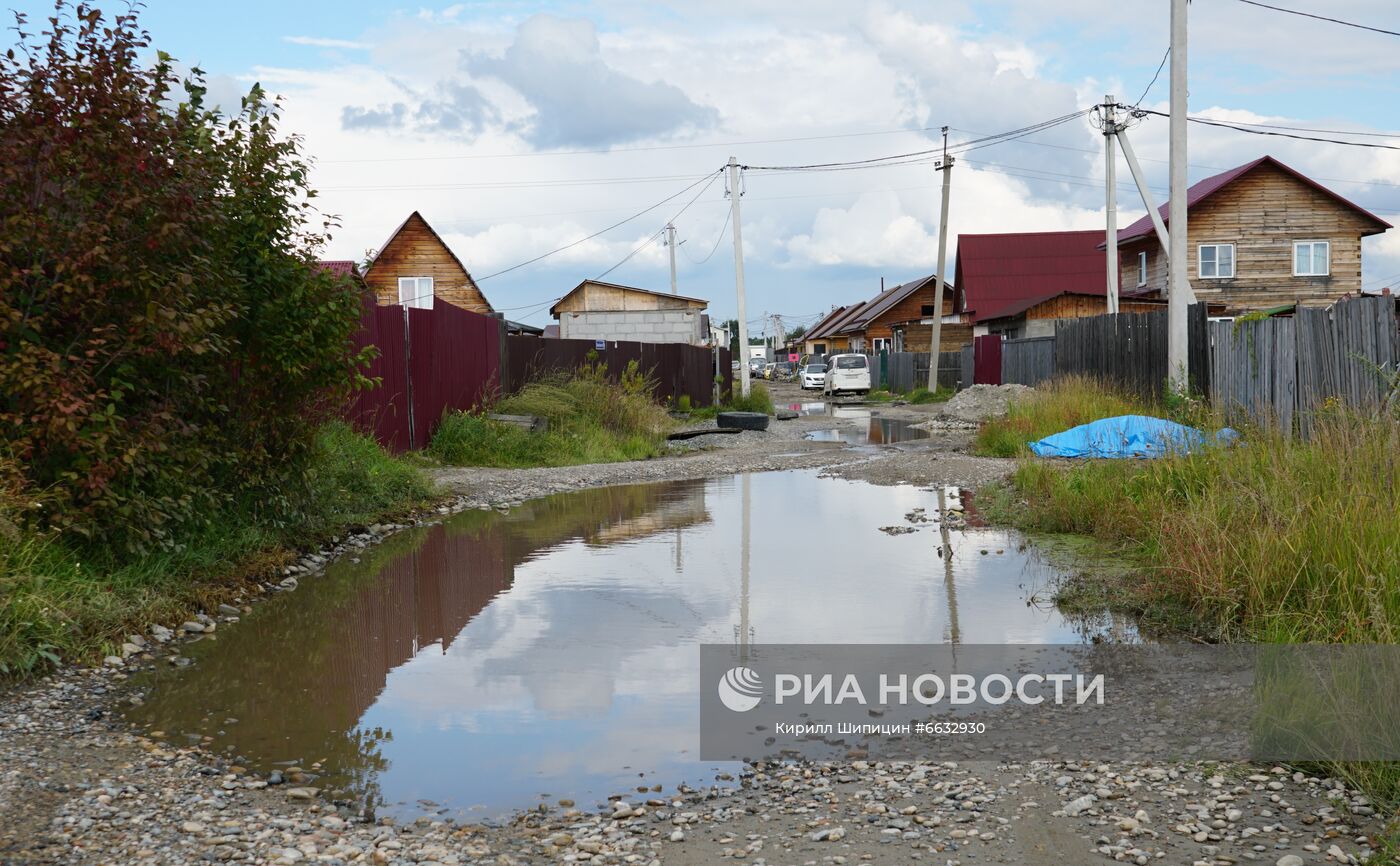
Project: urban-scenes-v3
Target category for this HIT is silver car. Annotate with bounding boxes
[800,363,827,390]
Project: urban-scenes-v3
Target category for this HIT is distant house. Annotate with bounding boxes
[956,230,1163,339]
[801,306,849,357]
[362,211,494,315]
[1115,155,1391,311]
[549,280,708,345]
[317,260,361,280]
[803,274,967,356]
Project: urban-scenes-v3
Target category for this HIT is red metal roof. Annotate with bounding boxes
[317,260,358,277]
[1117,155,1391,244]
[955,230,1108,323]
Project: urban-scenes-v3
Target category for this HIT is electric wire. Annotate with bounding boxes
[1137,110,1400,151]
[682,207,732,265]
[592,170,723,280]
[1234,0,1400,37]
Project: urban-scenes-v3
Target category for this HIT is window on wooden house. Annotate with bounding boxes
[397,276,434,309]
[1198,244,1235,279]
[1293,241,1330,277]
[1137,251,1148,286]
[920,304,937,316]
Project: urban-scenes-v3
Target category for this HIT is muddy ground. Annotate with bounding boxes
[0,381,1390,865]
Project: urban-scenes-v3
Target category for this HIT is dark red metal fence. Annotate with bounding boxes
[973,334,1003,385]
[346,299,731,452]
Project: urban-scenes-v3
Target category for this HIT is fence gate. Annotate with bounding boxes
[973,335,1003,385]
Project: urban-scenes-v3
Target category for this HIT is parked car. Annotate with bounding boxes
[800,362,827,390]
[761,362,778,380]
[823,353,871,396]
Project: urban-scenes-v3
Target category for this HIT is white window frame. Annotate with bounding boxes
[1137,251,1148,286]
[1197,243,1235,279]
[1293,240,1330,277]
[397,276,434,309]
[871,337,890,352]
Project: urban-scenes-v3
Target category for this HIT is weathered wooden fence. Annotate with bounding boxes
[1210,295,1398,433]
[1054,304,1209,397]
[882,351,964,392]
[1002,336,1056,386]
[346,299,730,452]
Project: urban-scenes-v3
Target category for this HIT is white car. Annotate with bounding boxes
[800,363,827,390]
[823,353,871,396]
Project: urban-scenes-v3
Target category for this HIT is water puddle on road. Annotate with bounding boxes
[804,417,931,444]
[126,471,1132,821]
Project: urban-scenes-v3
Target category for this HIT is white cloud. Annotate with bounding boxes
[282,35,372,50]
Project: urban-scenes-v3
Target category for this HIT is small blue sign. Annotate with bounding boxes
[595,339,606,350]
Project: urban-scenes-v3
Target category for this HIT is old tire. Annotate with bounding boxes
[717,411,770,431]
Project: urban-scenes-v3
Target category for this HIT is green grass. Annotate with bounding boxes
[906,386,954,404]
[724,382,774,415]
[0,423,431,677]
[973,375,1151,457]
[987,381,1400,814]
[430,369,674,468]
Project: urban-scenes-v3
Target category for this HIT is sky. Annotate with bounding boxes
[8,0,1400,329]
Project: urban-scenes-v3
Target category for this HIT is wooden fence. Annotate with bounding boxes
[1053,304,1209,397]
[1002,336,1056,386]
[874,350,965,392]
[346,299,730,452]
[1210,295,1399,433]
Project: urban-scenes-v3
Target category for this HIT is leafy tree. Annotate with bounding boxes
[0,3,366,551]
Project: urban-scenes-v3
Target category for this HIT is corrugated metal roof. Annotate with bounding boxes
[803,306,850,341]
[1117,155,1392,244]
[317,260,358,277]
[954,230,1108,323]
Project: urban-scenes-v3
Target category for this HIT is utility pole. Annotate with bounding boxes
[1167,0,1192,392]
[1116,128,1172,257]
[1102,95,1120,314]
[665,222,678,295]
[927,127,954,391]
[728,157,752,397]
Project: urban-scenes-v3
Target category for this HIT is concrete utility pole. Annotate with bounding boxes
[1167,0,1191,392]
[1102,95,1120,314]
[1116,128,1172,256]
[728,157,752,398]
[665,223,678,294]
[927,127,954,391]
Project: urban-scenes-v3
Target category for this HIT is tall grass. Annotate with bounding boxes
[973,375,1151,457]
[430,364,673,468]
[725,382,774,415]
[0,425,431,676]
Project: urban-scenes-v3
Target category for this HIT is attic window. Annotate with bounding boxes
[920,304,937,316]
[398,276,434,309]
[1293,241,1330,277]
[1198,244,1235,279]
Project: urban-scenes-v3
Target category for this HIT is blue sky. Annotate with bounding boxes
[8,1,1400,327]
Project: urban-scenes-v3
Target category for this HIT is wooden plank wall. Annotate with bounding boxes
[1002,337,1056,386]
[1052,304,1209,398]
[1208,317,1297,432]
[364,213,493,314]
[504,336,728,409]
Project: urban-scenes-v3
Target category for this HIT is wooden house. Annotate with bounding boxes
[362,212,494,314]
[1116,155,1391,311]
[956,230,1164,338]
[549,280,709,345]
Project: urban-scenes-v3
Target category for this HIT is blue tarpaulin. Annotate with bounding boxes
[1028,414,1239,459]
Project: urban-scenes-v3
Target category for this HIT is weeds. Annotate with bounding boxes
[725,382,774,415]
[907,386,955,404]
[973,375,1152,457]
[430,363,673,468]
[0,426,430,676]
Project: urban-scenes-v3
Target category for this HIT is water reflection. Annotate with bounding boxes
[128,471,1131,820]
[804,417,931,444]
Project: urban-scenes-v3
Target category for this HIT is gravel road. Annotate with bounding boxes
[0,381,1390,864]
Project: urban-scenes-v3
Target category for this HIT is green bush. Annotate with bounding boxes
[0,425,428,676]
[726,382,774,415]
[430,364,673,468]
[0,4,368,552]
[907,386,954,404]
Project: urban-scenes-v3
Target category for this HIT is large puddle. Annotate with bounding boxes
[127,471,1131,821]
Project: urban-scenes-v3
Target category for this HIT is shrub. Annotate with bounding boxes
[0,3,367,552]
[726,382,774,415]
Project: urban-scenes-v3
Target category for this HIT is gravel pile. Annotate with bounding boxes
[937,383,1034,423]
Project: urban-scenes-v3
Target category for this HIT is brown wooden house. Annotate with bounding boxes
[1115,155,1391,311]
[362,211,494,314]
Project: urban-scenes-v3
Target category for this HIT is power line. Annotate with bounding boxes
[593,170,723,280]
[1138,110,1400,151]
[742,110,1092,172]
[682,207,732,265]
[1234,0,1400,37]
[1131,47,1170,109]
[475,168,723,282]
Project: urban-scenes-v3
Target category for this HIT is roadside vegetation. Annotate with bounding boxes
[981,375,1400,809]
[725,382,775,415]
[430,362,673,468]
[0,6,431,675]
[973,375,1150,457]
